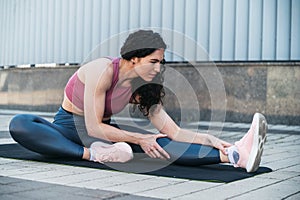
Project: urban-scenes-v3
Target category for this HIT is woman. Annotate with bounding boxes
[9,30,267,173]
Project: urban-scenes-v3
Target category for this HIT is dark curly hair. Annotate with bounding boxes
[120,30,167,116]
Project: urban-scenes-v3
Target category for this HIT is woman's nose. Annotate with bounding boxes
[154,63,160,72]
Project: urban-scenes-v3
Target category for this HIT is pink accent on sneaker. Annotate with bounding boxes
[235,113,267,172]
[90,141,133,163]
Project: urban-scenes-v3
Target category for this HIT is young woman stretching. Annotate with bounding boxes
[9,30,267,173]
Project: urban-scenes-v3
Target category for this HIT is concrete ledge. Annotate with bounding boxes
[0,62,299,125]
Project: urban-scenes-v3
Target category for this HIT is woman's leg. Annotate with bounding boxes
[113,112,267,172]
[9,114,84,159]
[111,124,221,166]
[156,137,221,165]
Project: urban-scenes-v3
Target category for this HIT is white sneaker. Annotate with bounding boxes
[90,141,133,163]
[235,113,268,172]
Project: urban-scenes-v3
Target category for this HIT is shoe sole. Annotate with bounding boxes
[246,113,268,173]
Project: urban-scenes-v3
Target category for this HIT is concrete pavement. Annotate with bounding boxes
[0,109,299,199]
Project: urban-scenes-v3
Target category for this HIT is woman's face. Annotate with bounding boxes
[133,49,165,82]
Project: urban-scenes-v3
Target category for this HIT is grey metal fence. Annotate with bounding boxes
[0,0,299,66]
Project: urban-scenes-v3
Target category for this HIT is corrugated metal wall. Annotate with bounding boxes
[0,0,299,66]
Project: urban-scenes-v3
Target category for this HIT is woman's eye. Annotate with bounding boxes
[150,59,165,64]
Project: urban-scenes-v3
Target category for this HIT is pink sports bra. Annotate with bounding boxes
[64,57,132,118]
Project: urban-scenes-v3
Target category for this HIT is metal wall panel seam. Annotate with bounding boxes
[196,0,210,61]
[276,0,292,60]
[83,0,93,61]
[13,0,19,64]
[233,0,237,60]
[9,0,16,65]
[210,0,223,60]
[150,0,162,28]
[194,0,199,61]
[4,0,9,64]
[7,0,13,65]
[0,0,3,65]
[182,0,186,61]
[29,0,35,65]
[290,0,300,59]
[22,1,30,64]
[260,0,264,60]
[288,0,292,59]
[175,0,185,61]
[0,1,3,65]
[262,0,277,60]
[184,0,198,61]
[207,0,211,58]
[69,0,74,63]
[40,0,48,64]
[34,0,41,64]
[75,0,84,63]
[109,0,120,57]
[3,0,9,65]
[220,0,224,60]
[161,0,174,61]
[246,0,250,60]
[274,0,278,60]
[60,0,69,64]
[46,0,54,63]
[248,0,263,60]
[141,0,151,27]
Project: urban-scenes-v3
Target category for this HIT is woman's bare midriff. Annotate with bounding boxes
[61,93,111,121]
[61,93,84,116]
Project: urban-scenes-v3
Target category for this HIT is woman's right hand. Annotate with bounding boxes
[138,133,170,160]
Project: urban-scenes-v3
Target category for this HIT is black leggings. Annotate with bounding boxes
[9,107,221,165]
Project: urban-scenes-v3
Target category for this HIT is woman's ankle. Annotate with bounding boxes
[82,147,90,160]
[219,150,229,163]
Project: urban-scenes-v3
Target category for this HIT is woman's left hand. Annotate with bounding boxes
[138,133,171,160]
[203,134,233,155]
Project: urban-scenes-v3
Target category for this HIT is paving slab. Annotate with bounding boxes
[0,176,159,200]
[172,176,279,200]
[134,181,222,199]
[230,177,300,200]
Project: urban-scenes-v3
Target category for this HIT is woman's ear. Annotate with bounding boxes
[131,57,140,65]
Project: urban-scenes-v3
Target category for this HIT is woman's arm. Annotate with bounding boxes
[149,106,232,155]
[80,59,170,159]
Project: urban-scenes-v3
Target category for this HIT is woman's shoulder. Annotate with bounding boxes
[81,57,112,70]
[78,57,114,86]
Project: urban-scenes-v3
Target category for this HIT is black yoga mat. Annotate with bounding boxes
[0,143,272,183]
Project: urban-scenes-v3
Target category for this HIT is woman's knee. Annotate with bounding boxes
[156,137,172,148]
[9,114,34,139]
